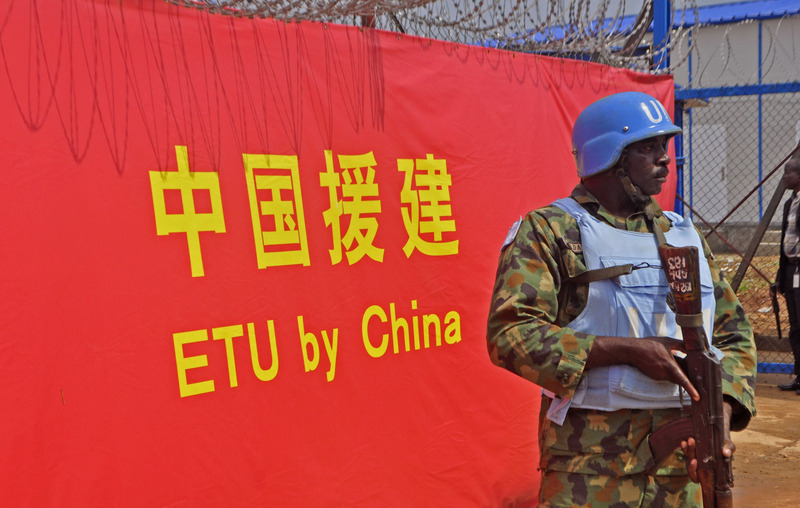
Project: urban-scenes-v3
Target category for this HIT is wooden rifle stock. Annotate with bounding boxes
[656,244,733,508]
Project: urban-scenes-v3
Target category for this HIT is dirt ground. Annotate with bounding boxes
[716,254,782,341]
[730,373,800,507]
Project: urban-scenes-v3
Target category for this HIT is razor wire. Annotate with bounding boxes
[168,0,699,74]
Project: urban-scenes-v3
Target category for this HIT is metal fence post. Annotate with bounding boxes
[730,180,785,292]
[674,99,685,215]
[653,0,671,71]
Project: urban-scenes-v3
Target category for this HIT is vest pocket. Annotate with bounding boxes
[609,366,681,401]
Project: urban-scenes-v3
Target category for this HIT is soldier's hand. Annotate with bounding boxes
[681,437,698,482]
[586,336,700,401]
[681,401,735,483]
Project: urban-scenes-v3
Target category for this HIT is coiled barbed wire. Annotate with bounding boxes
[167,0,699,74]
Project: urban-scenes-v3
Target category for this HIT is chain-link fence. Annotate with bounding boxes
[673,11,800,374]
[677,90,800,372]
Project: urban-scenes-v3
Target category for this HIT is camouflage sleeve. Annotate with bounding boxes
[699,232,757,430]
[486,211,596,399]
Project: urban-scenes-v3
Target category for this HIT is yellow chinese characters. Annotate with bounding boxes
[320,150,384,265]
[242,154,310,268]
[149,146,226,277]
[398,154,458,257]
[150,146,459,277]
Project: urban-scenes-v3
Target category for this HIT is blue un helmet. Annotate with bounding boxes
[572,91,682,178]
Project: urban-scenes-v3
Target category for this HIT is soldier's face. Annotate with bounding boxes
[625,135,671,196]
[782,161,800,191]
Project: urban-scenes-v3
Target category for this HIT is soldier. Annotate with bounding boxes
[487,92,756,508]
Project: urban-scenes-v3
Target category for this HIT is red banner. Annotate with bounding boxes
[0,1,676,506]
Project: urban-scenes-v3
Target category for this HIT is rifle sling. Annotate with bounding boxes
[653,217,668,247]
[563,264,635,285]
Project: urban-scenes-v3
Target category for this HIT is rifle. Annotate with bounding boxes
[647,244,733,508]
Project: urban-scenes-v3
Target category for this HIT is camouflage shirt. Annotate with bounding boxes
[487,184,757,472]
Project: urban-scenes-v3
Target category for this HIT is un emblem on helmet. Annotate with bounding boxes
[641,100,665,124]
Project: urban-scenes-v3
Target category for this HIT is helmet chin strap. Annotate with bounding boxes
[614,163,656,221]
[614,166,668,260]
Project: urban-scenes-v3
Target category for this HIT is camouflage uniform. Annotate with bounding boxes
[487,184,757,508]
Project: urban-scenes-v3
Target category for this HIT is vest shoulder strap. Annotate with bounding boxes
[563,264,634,285]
